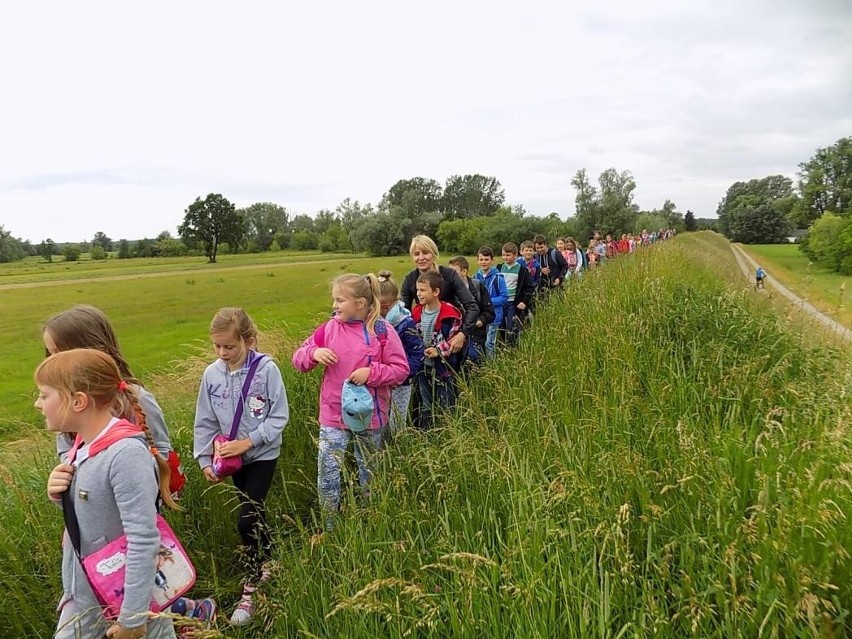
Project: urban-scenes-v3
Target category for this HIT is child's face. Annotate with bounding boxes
[556,240,565,250]
[502,251,516,265]
[332,285,365,323]
[379,294,395,317]
[35,384,69,432]
[212,330,251,370]
[521,246,534,261]
[534,243,547,256]
[416,282,439,305]
[477,254,493,271]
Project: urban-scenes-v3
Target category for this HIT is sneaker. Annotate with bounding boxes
[191,598,217,627]
[229,584,256,626]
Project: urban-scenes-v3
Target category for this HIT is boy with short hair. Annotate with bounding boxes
[411,271,464,430]
[497,242,533,346]
[448,255,494,364]
[474,246,508,359]
[533,233,568,291]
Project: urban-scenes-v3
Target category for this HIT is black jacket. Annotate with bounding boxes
[465,276,494,343]
[401,265,479,336]
[538,248,568,289]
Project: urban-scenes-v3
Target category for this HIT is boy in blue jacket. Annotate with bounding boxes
[475,246,508,358]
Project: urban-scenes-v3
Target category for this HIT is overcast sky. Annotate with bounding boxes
[1,0,850,243]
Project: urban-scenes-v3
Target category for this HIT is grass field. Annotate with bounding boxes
[738,243,850,328]
[0,251,412,440]
[1,233,850,637]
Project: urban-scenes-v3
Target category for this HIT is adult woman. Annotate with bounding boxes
[400,235,478,353]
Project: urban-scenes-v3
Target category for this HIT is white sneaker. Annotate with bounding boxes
[229,586,255,626]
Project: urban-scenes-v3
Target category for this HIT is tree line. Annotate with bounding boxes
[1,169,706,265]
[716,136,852,273]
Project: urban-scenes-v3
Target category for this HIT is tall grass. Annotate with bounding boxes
[1,232,850,637]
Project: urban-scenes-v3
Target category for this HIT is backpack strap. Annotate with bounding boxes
[226,352,267,441]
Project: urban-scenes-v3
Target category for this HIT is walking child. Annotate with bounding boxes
[43,305,187,499]
[755,266,766,290]
[377,270,425,435]
[40,349,179,639]
[412,271,466,430]
[474,246,508,358]
[447,256,494,364]
[193,308,290,626]
[497,242,534,345]
[292,274,409,527]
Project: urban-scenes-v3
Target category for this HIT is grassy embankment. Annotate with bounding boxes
[1,232,850,637]
[738,243,850,329]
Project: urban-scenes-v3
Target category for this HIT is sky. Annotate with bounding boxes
[1,0,850,243]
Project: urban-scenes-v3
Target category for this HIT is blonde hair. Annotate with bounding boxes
[35,349,177,510]
[210,307,257,361]
[377,270,399,301]
[409,235,440,271]
[333,273,382,334]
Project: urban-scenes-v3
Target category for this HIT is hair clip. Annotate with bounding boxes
[118,380,129,392]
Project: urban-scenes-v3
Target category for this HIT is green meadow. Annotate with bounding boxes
[1,232,850,637]
[738,243,850,329]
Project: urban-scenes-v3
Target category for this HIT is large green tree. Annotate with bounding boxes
[571,168,639,239]
[796,136,852,227]
[91,231,113,252]
[178,193,244,263]
[380,178,443,218]
[684,210,697,232]
[0,226,27,263]
[239,202,289,252]
[717,176,794,243]
[441,174,504,220]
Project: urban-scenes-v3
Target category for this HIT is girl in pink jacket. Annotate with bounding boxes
[292,273,409,529]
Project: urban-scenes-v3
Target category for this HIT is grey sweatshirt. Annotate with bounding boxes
[57,429,171,632]
[193,353,289,470]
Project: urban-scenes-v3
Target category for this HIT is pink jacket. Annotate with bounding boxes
[292,317,410,430]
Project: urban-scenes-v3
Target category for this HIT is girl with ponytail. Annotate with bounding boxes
[38,349,178,639]
[293,273,409,529]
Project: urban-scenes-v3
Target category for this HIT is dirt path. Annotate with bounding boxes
[0,256,372,291]
[730,244,852,342]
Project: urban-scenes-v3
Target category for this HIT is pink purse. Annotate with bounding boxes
[211,353,267,478]
[61,423,196,619]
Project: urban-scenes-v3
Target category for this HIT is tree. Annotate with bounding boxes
[570,168,639,240]
[239,202,289,252]
[800,212,851,271]
[40,238,56,263]
[442,174,504,220]
[178,193,244,263]
[336,198,374,233]
[62,244,82,262]
[290,214,316,234]
[796,136,852,226]
[717,176,795,243]
[90,245,107,260]
[381,178,443,218]
[117,239,130,259]
[0,226,27,263]
[684,210,697,231]
[92,232,113,252]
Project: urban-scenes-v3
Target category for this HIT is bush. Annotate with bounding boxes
[89,245,107,260]
[61,245,81,261]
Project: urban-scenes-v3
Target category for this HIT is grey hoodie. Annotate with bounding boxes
[56,425,173,634]
[193,352,289,470]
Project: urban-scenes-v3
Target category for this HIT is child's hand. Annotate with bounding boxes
[425,347,439,358]
[217,438,252,458]
[107,622,147,639]
[202,466,221,483]
[348,367,370,385]
[517,302,526,310]
[47,464,74,499]
[313,347,338,366]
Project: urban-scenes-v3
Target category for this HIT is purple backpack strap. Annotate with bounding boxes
[227,352,267,440]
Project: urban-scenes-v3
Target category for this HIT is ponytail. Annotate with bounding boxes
[121,385,178,511]
[364,273,382,335]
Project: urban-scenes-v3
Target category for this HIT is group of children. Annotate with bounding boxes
[34,229,675,638]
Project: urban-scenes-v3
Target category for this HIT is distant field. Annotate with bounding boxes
[0,252,413,438]
[738,243,850,328]
[0,250,354,285]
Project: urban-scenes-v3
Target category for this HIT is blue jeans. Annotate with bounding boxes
[485,322,499,358]
[387,384,412,434]
[502,303,520,346]
[317,426,383,518]
[415,368,456,430]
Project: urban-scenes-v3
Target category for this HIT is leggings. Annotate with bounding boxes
[232,458,278,580]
